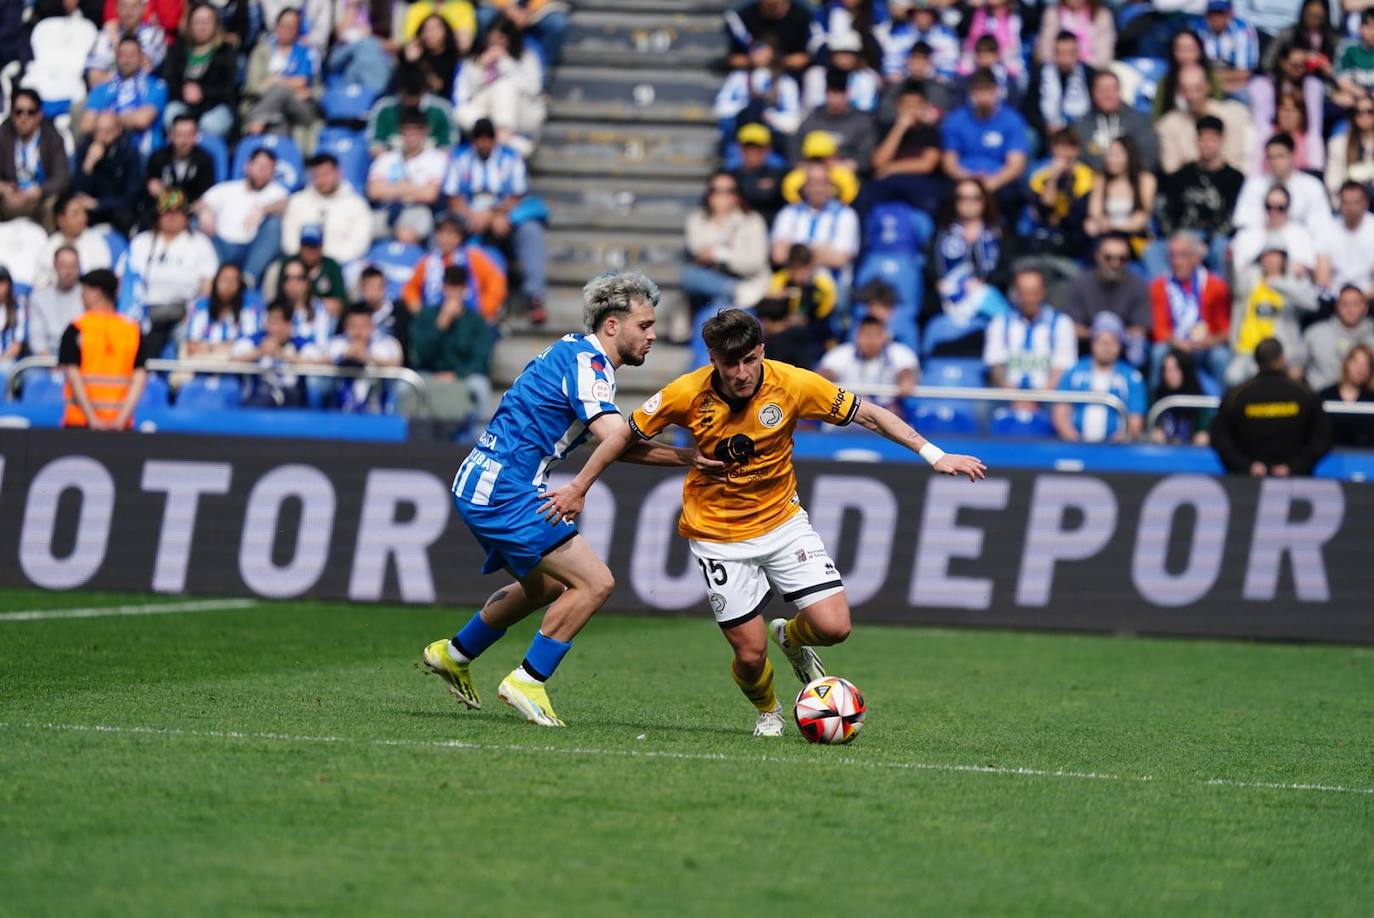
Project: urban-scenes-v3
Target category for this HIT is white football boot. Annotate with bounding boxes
[754,703,786,737]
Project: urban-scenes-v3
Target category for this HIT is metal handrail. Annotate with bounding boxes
[5,355,432,416]
[1146,394,1374,432]
[844,383,1132,430]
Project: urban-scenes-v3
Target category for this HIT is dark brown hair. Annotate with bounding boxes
[702,308,763,362]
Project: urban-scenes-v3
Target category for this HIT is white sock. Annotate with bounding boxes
[447,640,472,664]
[512,664,542,684]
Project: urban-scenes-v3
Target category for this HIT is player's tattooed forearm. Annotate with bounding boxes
[484,589,510,609]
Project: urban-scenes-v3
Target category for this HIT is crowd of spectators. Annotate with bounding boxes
[704,0,1374,451]
[0,0,564,430]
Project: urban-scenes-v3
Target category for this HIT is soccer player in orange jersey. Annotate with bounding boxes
[542,309,986,735]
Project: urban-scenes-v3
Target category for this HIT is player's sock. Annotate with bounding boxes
[783,615,837,648]
[514,631,572,683]
[731,658,778,713]
[450,613,507,663]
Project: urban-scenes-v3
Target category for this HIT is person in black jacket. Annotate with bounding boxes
[143,115,217,225]
[71,112,142,236]
[0,89,71,229]
[1210,338,1333,477]
[162,3,239,138]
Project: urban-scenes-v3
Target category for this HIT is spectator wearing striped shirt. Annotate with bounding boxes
[713,38,804,139]
[444,119,547,324]
[186,264,266,360]
[770,164,861,285]
[1195,0,1259,97]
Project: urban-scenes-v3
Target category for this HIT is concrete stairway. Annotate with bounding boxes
[490,0,732,398]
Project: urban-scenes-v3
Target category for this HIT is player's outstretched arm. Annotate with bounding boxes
[539,415,726,524]
[852,399,987,482]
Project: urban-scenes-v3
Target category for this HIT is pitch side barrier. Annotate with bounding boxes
[1,430,1371,642]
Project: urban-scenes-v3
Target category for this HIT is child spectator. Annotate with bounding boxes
[1026,128,1094,262]
[769,243,837,351]
[755,293,817,369]
[231,300,322,408]
[330,304,403,413]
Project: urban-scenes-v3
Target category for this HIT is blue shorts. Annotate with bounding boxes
[455,490,579,578]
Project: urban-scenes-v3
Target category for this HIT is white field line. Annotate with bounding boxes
[3,720,1372,798]
[0,599,259,622]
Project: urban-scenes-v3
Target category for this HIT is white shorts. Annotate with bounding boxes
[689,510,845,628]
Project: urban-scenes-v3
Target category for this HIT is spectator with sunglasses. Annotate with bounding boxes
[1064,233,1152,365]
[1231,185,1317,278]
[0,89,70,228]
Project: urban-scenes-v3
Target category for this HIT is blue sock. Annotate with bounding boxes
[519,631,573,682]
[451,613,506,662]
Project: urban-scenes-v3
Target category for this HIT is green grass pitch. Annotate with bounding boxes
[1,588,1371,916]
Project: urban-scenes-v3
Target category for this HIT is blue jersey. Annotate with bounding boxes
[453,333,619,508]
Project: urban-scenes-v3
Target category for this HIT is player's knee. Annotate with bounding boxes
[584,567,615,605]
[733,643,768,672]
[816,617,851,644]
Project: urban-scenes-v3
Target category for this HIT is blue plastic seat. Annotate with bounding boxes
[321,82,380,124]
[854,253,922,316]
[231,134,305,192]
[19,369,65,405]
[177,376,242,411]
[923,357,986,388]
[862,202,933,254]
[198,132,229,183]
[912,402,981,435]
[921,313,987,357]
[138,374,171,411]
[316,127,371,193]
[990,406,1056,438]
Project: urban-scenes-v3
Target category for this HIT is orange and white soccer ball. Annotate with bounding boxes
[794,676,866,744]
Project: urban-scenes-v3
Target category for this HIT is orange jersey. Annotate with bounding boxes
[630,360,859,542]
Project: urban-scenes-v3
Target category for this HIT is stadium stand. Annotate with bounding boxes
[0,0,1373,460]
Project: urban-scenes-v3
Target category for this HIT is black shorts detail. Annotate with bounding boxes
[717,589,774,630]
[539,529,579,560]
[782,580,844,603]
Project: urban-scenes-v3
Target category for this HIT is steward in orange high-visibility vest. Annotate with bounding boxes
[59,269,148,430]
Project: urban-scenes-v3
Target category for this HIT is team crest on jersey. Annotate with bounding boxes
[590,356,606,372]
[758,402,783,428]
[591,379,613,402]
[642,391,662,415]
[709,593,727,615]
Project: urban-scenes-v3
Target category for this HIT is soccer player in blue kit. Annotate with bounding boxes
[422,271,726,726]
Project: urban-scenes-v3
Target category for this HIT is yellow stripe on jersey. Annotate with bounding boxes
[630,360,859,543]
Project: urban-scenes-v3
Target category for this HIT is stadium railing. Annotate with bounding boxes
[1145,395,1374,435]
[5,355,433,417]
[843,383,1132,430]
